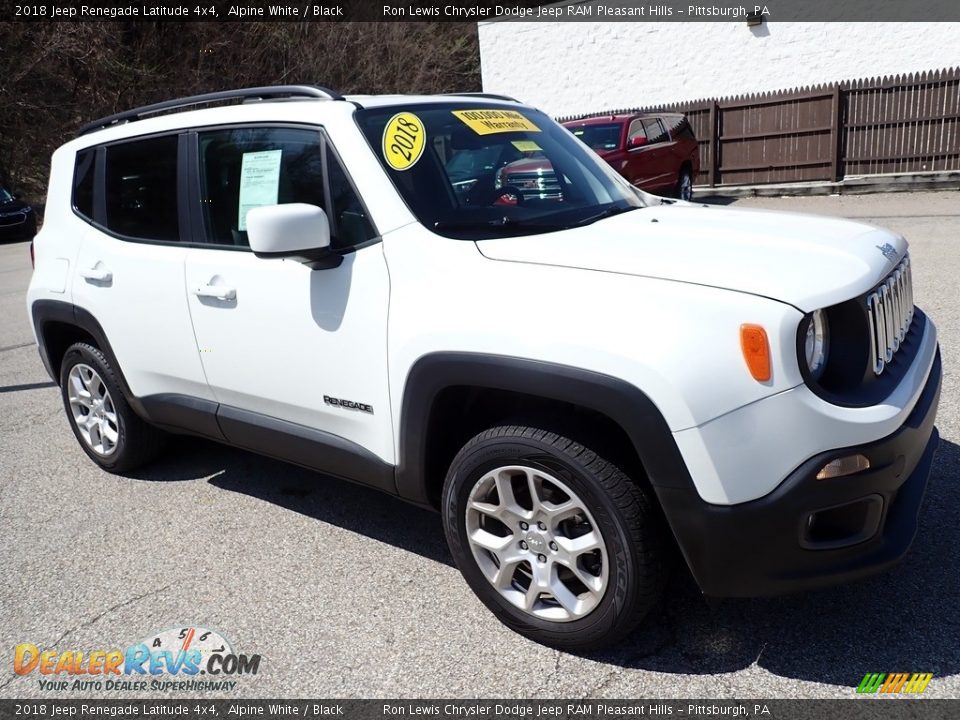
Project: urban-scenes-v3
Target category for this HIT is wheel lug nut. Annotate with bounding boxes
[520,522,529,530]
[537,521,547,530]
[537,554,547,563]
[520,541,528,550]
[549,541,558,551]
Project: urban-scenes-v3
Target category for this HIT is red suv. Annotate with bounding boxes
[562,113,699,200]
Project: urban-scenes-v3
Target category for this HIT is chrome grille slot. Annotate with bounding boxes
[866,256,914,375]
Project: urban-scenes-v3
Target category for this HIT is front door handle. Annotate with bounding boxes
[80,266,112,282]
[193,284,236,301]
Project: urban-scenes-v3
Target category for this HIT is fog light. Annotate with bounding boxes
[816,454,871,480]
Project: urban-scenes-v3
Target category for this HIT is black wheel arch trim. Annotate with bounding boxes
[31,298,150,418]
[395,352,697,507]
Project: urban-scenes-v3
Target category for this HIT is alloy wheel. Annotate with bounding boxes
[67,363,119,456]
[464,465,609,622]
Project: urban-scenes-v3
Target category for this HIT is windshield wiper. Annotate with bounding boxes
[573,204,638,227]
[433,217,569,233]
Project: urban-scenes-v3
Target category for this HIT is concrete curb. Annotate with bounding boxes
[694,171,960,199]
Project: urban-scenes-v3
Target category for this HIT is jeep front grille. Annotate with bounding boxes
[866,255,914,375]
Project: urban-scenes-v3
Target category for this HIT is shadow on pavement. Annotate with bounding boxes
[591,439,960,687]
[693,195,738,206]
[132,433,958,687]
[131,435,451,566]
[0,380,55,393]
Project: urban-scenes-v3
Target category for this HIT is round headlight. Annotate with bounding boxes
[804,309,830,379]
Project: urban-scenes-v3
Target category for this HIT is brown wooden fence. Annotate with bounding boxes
[557,68,960,187]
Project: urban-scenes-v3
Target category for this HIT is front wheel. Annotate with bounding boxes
[442,425,667,651]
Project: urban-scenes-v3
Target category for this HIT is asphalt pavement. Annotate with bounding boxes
[1,191,958,699]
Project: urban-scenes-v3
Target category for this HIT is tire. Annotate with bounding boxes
[675,167,693,201]
[442,425,667,651]
[59,342,165,473]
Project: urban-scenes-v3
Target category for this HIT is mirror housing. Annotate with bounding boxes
[247,203,340,269]
[628,136,649,149]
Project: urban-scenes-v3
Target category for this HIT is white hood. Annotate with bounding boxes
[476,204,906,313]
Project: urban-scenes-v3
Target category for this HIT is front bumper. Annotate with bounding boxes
[657,348,941,597]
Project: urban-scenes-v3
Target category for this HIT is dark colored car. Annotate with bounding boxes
[562,113,700,200]
[0,186,37,241]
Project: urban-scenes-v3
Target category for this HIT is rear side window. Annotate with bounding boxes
[663,116,695,141]
[72,149,95,220]
[103,136,180,242]
[643,119,669,145]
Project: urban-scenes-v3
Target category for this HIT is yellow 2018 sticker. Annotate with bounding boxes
[452,109,541,135]
[382,112,425,171]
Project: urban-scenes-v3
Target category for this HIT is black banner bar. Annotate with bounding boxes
[1,700,958,720]
[3,0,960,22]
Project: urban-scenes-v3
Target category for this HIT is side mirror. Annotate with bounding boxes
[628,136,648,149]
[246,203,340,269]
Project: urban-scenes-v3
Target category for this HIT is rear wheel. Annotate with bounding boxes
[60,342,165,473]
[675,167,693,201]
[442,425,667,651]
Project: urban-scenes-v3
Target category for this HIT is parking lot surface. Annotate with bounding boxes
[1,191,958,699]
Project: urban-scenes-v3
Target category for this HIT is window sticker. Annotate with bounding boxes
[452,109,541,135]
[382,112,426,171]
[237,149,282,231]
[511,140,543,153]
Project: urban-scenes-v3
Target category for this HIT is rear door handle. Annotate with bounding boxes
[193,284,236,301]
[80,266,112,282]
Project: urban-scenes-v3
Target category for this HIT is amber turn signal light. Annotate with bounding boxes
[740,324,771,382]
[816,454,871,480]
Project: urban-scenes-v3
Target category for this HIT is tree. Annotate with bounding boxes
[0,21,481,203]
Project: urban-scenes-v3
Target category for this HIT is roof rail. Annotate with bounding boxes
[444,92,521,103]
[77,85,344,137]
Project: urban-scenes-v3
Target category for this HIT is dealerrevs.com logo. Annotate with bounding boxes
[13,626,261,692]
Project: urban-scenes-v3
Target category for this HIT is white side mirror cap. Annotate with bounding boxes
[247,203,331,258]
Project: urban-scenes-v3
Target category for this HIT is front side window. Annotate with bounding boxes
[0,187,13,203]
[627,120,648,144]
[103,135,179,242]
[356,104,645,239]
[197,127,374,249]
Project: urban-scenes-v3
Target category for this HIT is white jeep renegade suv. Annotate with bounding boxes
[27,86,942,650]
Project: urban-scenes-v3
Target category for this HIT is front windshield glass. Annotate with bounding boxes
[566,123,623,152]
[0,188,13,203]
[356,104,643,239]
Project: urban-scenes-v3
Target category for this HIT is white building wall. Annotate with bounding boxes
[478,20,960,117]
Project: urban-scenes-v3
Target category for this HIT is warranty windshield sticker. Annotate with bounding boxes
[382,112,426,171]
[452,109,541,135]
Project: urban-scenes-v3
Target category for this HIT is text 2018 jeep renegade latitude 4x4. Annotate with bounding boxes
[28,86,941,650]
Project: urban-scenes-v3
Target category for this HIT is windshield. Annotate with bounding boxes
[566,123,623,152]
[0,188,13,203]
[356,104,643,239]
